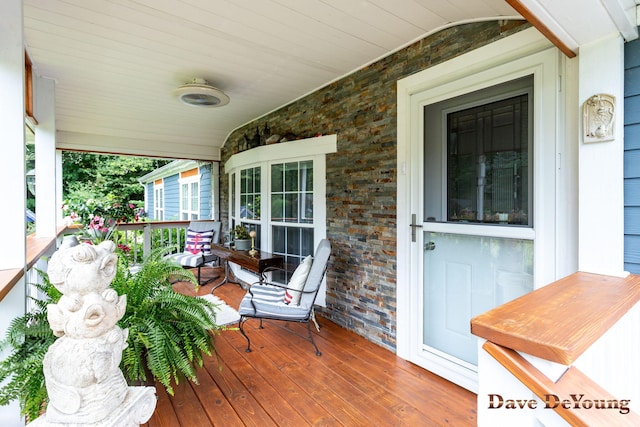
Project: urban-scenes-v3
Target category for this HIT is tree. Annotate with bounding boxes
[62,152,171,209]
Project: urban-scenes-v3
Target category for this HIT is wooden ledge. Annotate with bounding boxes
[0,226,73,303]
[471,272,640,365]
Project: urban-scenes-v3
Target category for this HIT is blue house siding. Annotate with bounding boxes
[199,164,212,219]
[139,160,215,221]
[146,182,155,220]
[164,174,180,220]
[624,33,640,273]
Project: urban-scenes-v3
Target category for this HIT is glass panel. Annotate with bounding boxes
[284,193,298,222]
[301,228,314,255]
[286,227,300,255]
[301,194,313,223]
[240,195,248,218]
[191,182,199,211]
[301,160,313,191]
[271,163,283,192]
[446,94,530,226]
[271,194,284,221]
[285,163,298,192]
[181,183,188,211]
[240,169,249,193]
[272,226,286,253]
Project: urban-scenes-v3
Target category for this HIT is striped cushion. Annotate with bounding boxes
[185,228,214,255]
[238,285,310,320]
[168,252,205,268]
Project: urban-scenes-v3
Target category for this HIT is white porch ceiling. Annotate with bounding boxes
[22,0,637,161]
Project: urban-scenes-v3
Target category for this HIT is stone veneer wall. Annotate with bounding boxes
[220,20,530,351]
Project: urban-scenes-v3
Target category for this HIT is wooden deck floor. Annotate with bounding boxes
[143,267,477,426]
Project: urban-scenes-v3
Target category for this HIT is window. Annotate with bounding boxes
[424,76,533,227]
[446,94,530,225]
[270,160,314,268]
[154,181,164,221]
[226,135,336,281]
[240,167,260,220]
[180,169,200,220]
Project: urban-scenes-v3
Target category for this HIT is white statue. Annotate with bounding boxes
[42,241,133,424]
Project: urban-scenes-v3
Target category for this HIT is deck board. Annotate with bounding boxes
[142,267,476,426]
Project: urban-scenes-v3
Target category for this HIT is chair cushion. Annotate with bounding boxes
[167,252,205,267]
[185,228,214,255]
[284,255,313,305]
[239,285,310,320]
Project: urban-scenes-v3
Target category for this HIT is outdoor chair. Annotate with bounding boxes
[166,220,222,285]
[237,239,331,356]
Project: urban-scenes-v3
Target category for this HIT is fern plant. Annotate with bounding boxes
[0,245,223,420]
[111,246,222,395]
[0,272,60,422]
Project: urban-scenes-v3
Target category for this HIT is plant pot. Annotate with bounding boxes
[234,239,251,251]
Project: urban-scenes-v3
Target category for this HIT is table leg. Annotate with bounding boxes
[211,259,241,292]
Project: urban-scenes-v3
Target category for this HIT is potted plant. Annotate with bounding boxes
[0,245,224,421]
[232,225,252,251]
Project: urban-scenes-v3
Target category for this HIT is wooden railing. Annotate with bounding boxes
[472,272,640,425]
[0,221,200,304]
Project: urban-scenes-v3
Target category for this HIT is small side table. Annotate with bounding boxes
[209,244,283,291]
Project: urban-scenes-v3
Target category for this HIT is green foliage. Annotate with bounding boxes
[111,246,222,395]
[0,246,223,419]
[0,273,61,422]
[61,151,171,209]
[232,224,251,240]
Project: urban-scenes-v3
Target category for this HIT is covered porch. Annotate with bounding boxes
[3,1,640,426]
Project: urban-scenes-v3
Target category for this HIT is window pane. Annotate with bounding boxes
[286,227,300,254]
[447,93,530,225]
[271,194,284,221]
[240,194,249,218]
[181,183,188,210]
[254,168,261,193]
[285,163,298,192]
[272,226,286,253]
[284,193,298,222]
[191,182,199,211]
[301,160,313,191]
[301,194,313,223]
[301,228,314,255]
[240,169,249,193]
[271,163,283,192]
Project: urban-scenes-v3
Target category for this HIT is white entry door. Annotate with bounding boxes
[411,74,540,391]
[396,34,564,392]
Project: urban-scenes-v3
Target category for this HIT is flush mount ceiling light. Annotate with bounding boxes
[174,78,230,108]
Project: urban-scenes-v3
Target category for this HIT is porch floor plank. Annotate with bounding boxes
[143,267,476,426]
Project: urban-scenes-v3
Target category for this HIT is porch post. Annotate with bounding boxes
[35,75,57,237]
[578,34,626,276]
[0,0,26,269]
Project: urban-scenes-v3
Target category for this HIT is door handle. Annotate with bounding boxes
[410,214,422,242]
[424,241,436,251]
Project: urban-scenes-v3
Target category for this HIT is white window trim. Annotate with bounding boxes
[179,174,200,220]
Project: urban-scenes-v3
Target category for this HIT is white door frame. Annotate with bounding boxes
[396,28,570,391]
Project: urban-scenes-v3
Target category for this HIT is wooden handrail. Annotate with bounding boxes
[0,226,73,303]
[471,272,640,365]
[483,341,639,426]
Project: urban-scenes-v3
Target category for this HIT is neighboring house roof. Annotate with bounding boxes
[138,159,207,184]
